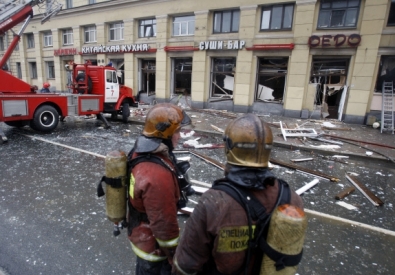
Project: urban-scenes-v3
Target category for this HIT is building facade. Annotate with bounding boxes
[1,0,395,124]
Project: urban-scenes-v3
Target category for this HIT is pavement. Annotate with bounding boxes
[128,106,395,164]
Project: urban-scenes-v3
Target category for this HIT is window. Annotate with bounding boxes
[43,31,52,47]
[173,16,195,36]
[139,19,156,38]
[213,10,240,33]
[62,29,73,45]
[256,57,288,103]
[210,57,236,98]
[16,62,22,79]
[26,33,35,48]
[375,56,395,92]
[261,4,294,31]
[0,35,4,51]
[106,70,117,83]
[318,0,360,29]
[46,61,55,78]
[310,57,349,118]
[84,26,97,43]
[65,0,72,9]
[172,58,192,96]
[89,0,96,4]
[29,62,37,79]
[139,59,156,94]
[109,22,124,41]
[388,0,395,26]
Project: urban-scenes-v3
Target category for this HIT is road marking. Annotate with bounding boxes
[22,134,106,159]
[305,209,395,237]
[23,134,395,237]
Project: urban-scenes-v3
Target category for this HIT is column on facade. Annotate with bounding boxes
[285,0,317,117]
[192,10,209,107]
[233,5,257,113]
[18,32,28,83]
[94,23,105,64]
[155,14,169,100]
[347,0,387,122]
[33,31,45,86]
[123,19,135,89]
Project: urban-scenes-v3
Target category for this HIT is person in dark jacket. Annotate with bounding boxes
[40,82,50,93]
[128,103,191,275]
[173,114,304,275]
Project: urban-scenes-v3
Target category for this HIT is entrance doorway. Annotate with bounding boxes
[139,59,156,95]
[310,57,349,119]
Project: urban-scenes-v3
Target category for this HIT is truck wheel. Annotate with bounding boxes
[32,105,59,132]
[76,73,93,94]
[4,121,29,128]
[121,103,130,123]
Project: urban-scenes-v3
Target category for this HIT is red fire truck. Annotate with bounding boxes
[0,0,135,142]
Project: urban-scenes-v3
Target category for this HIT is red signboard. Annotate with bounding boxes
[308,34,361,48]
[54,48,78,56]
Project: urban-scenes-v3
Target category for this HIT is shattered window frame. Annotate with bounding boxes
[210,57,236,98]
[139,59,156,95]
[375,56,395,93]
[255,57,289,103]
[172,58,193,96]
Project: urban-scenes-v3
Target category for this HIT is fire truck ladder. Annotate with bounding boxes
[381,82,394,134]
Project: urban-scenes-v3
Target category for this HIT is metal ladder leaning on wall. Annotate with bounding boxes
[381,82,394,134]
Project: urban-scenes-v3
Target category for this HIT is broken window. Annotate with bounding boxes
[375,56,395,93]
[210,57,236,98]
[109,59,125,85]
[255,57,288,103]
[172,58,192,96]
[139,59,156,95]
[310,57,349,119]
[388,0,395,26]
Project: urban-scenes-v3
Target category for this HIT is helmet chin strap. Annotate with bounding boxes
[162,138,174,152]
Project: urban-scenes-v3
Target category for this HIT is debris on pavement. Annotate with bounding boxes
[336,201,358,210]
[295,178,320,195]
[346,173,384,207]
[335,186,356,200]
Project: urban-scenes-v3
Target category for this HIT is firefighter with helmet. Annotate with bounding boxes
[40,82,51,93]
[127,103,192,275]
[173,114,304,274]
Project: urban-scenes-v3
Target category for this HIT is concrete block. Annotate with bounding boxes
[366,115,377,126]
[301,109,309,119]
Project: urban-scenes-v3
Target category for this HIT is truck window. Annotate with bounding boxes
[106,71,118,83]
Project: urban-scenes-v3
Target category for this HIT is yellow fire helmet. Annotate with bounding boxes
[223,114,273,168]
[143,103,191,139]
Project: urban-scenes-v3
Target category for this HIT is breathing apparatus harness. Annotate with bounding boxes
[212,176,303,274]
[125,146,191,234]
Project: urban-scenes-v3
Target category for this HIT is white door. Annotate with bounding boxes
[105,70,120,103]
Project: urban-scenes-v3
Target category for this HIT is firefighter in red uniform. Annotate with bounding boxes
[127,103,191,275]
[173,114,304,275]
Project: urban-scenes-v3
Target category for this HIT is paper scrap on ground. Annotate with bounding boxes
[184,139,213,148]
[310,144,341,149]
[181,130,195,138]
[322,122,337,128]
[336,201,357,210]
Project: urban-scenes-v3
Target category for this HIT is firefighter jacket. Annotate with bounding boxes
[128,143,180,262]
[173,166,304,275]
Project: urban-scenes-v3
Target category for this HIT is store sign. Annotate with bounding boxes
[81,44,149,54]
[54,48,78,56]
[308,34,361,48]
[198,40,246,50]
